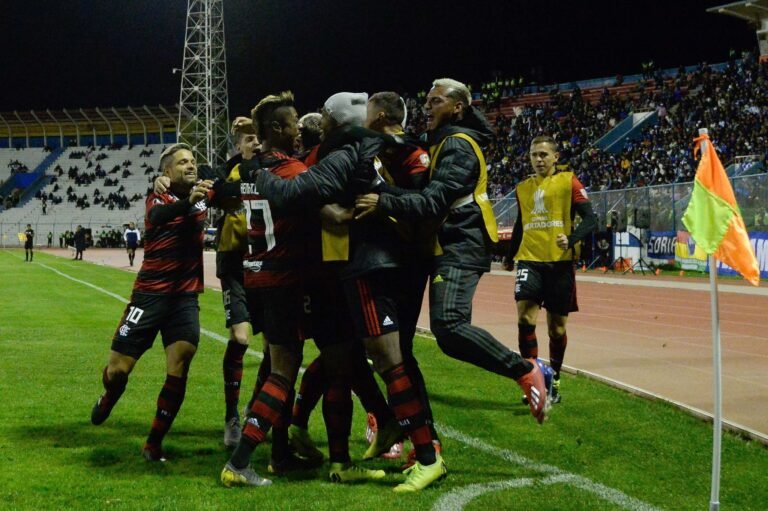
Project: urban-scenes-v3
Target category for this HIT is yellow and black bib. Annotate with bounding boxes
[216,164,247,253]
[515,171,575,262]
[426,133,499,255]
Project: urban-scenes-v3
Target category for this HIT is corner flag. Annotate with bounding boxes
[682,133,759,286]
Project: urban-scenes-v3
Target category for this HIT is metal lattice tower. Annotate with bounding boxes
[178,0,230,169]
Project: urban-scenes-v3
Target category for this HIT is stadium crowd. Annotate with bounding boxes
[405,54,768,198]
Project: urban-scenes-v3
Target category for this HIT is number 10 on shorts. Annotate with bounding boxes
[126,306,144,324]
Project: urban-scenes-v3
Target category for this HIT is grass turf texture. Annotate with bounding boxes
[1,249,766,511]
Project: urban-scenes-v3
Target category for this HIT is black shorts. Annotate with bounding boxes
[246,283,304,350]
[126,242,138,250]
[514,261,578,315]
[305,264,355,350]
[111,292,200,359]
[219,266,250,330]
[343,269,403,340]
[24,241,32,249]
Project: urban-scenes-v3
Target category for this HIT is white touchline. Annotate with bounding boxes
[38,261,264,359]
[40,260,660,511]
[433,425,662,511]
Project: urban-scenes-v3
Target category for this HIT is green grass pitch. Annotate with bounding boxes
[0,250,766,510]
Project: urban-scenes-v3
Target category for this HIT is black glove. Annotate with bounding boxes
[238,157,264,182]
[351,137,385,194]
[197,164,218,181]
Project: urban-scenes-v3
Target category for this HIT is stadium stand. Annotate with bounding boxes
[2,56,766,248]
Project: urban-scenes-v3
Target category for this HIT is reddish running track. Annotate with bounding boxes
[53,248,768,441]
[421,268,768,441]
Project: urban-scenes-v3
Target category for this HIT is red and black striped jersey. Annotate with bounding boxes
[134,192,207,294]
[378,144,429,189]
[241,152,308,288]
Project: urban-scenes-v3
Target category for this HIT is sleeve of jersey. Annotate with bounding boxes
[507,192,523,260]
[378,139,475,219]
[571,175,589,204]
[256,149,351,209]
[146,194,189,226]
[404,148,430,190]
[567,177,597,247]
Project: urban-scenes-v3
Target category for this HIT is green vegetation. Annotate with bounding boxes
[1,250,766,510]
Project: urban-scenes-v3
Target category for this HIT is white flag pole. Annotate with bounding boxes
[708,253,722,511]
[699,128,722,511]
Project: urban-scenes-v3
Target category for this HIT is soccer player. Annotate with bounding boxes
[220,91,314,487]
[255,92,446,492]
[153,117,262,448]
[216,116,261,447]
[123,222,141,266]
[90,144,213,462]
[24,224,34,262]
[504,135,596,403]
[362,91,437,463]
[354,78,549,424]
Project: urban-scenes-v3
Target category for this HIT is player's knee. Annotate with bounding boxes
[230,329,249,345]
[548,326,566,339]
[106,368,129,386]
[430,315,455,339]
[435,331,463,358]
[365,343,398,374]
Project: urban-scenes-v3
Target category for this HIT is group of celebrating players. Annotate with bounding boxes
[89,77,596,493]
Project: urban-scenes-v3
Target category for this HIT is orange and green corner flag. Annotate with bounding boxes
[682,134,759,286]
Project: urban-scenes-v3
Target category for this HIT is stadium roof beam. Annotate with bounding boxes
[0,113,10,147]
[95,108,113,145]
[159,105,178,143]
[13,111,29,148]
[29,110,47,147]
[111,107,131,144]
[79,109,97,146]
[707,0,768,59]
[62,109,81,146]
[128,106,147,145]
[46,110,64,148]
[143,105,164,143]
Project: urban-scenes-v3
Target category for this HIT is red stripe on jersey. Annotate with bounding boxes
[242,154,309,288]
[134,193,206,294]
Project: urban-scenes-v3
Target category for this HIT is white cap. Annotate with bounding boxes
[324,92,368,127]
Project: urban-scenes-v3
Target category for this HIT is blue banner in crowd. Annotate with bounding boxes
[647,231,677,259]
[13,173,37,188]
[710,231,768,279]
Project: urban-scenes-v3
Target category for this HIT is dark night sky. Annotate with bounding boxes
[0,0,758,117]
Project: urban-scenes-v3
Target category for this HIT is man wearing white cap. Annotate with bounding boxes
[254,92,447,492]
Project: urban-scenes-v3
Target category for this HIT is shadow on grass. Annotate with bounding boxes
[8,419,237,475]
[428,391,529,415]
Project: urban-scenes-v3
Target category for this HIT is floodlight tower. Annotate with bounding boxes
[178,0,230,169]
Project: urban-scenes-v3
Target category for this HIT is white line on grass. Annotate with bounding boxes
[40,260,660,511]
[37,261,264,359]
[434,425,662,511]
